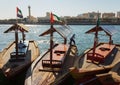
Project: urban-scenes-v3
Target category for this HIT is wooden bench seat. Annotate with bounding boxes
[87,43,115,63]
[42,44,69,68]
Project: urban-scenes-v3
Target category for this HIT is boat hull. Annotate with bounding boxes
[0,40,40,78]
[24,44,78,85]
[71,43,120,79]
[51,43,120,85]
[96,62,120,85]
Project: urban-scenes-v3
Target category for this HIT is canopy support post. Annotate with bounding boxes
[15,28,18,58]
[93,26,98,57]
[109,35,113,44]
[50,24,54,68]
[22,32,25,42]
[64,38,67,44]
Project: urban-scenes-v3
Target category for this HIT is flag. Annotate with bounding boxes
[97,14,100,27]
[16,7,23,18]
[50,12,62,24]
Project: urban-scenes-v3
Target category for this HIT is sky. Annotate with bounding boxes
[0,0,120,19]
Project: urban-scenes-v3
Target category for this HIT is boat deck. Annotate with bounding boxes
[81,43,120,70]
[0,40,40,77]
[87,43,115,63]
[42,44,69,68]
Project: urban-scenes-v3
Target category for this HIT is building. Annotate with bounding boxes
[117,12,120,18]
[26,6,38,23]
[77,12,101,19]
[45,12,50,19]
[102,12,115,19]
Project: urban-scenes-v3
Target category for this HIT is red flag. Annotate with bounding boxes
[50,12,62,24]
[50,12,54,24]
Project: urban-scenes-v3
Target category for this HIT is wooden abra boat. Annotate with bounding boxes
[52,22,120,85]
[0,23,40,78]
[70,26,120,81]
[24,25,78,85]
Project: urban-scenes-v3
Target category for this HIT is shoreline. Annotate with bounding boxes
[0,23,120,25]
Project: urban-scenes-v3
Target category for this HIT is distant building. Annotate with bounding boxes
[37,12,50,24]
[117,12,120,18]
[45,12,50,19]
[38,12,50,20]
[63,16,71,19]
[77,12,101,19]
[26,6,38,23]
[102,12,115,19]
[78,13,89,19]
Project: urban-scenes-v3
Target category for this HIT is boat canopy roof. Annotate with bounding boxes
[39,25,71,39]
[85,25,118,36]
[4,23,29,33]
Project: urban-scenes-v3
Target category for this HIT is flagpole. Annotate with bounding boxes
[16,7,19,23]
[15,7,19,58]
[49,12,53,68]
[92,12,99,58]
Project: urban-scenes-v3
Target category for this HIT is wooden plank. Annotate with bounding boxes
[42,44,69,67]
[95,44,115,58]
[50,44,69,61]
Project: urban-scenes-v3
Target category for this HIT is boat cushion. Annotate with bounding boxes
[10,40,29,58]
